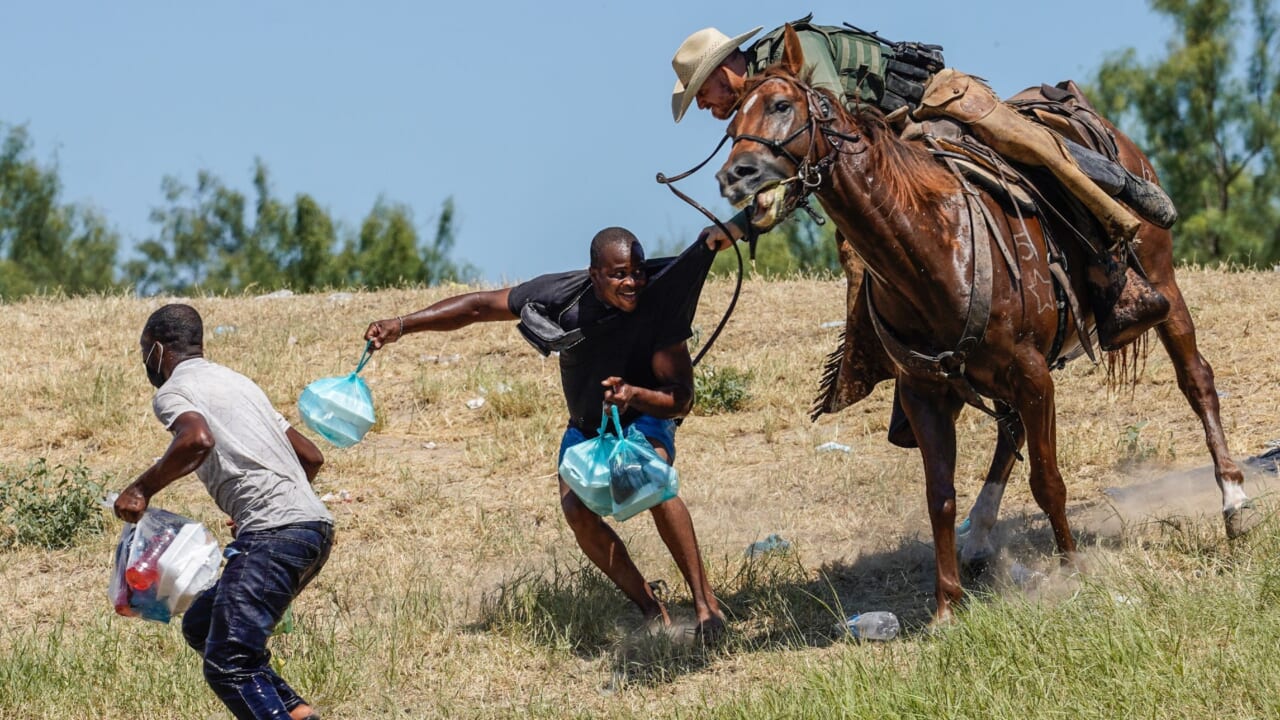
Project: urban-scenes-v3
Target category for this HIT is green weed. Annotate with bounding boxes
[0,459,107,550]
[694,365,752,415]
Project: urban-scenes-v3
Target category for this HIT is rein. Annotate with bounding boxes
[655,140,745,368]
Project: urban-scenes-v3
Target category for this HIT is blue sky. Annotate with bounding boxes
[2,1,1171,284]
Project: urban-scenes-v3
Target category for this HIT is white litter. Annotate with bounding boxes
[816,441,852,453]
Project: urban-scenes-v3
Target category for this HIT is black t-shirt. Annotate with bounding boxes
[507,269,694,435]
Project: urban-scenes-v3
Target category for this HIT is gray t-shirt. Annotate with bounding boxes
[152,357,333,533]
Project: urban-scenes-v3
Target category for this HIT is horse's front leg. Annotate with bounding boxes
[899,379,966,623]
[961,403,1026,574]
[1009,350,1077,559]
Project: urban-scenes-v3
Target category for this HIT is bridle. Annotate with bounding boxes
[725,74,866,226]
[650,75,861,368]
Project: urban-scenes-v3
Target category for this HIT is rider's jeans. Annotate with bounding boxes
[182,521,334,720]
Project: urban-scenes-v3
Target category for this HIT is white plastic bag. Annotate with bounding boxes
[109,506,222,623]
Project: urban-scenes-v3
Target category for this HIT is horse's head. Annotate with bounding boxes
[717,25,862,233]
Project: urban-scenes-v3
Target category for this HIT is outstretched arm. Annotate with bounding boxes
[365,288,516,349]
[699,210,752,252]
[600,341,695,419]
[114,411,215,522]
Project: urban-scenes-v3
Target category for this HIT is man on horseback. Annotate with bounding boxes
[670,16,1176,356]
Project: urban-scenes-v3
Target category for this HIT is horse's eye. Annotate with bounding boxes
[773,100,792,113]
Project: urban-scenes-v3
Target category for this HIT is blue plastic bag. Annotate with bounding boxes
[608,424,679,522]
[299,342,376,448]
[558,407,621,517]
[559,406,679,522]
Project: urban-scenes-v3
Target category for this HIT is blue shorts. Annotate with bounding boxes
[558,414,677,465]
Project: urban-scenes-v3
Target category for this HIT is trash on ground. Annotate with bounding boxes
[212,325,237,336]
[840,611,900,641]
[1009,561,1047,588]
[820,320,844,329]
[320,489,352,504]
[327,292,354,303]
[420,353,462,365]
[256,289,293,299]
[816,441,851,454]
[421,441,437,450]
[744,533,791,558]
[465,397,486,410]
[1243,444,1280,474]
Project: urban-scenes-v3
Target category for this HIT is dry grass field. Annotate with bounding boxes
[1,267,1279,718]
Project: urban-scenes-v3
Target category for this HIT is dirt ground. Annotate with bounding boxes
[1,267,1278,716]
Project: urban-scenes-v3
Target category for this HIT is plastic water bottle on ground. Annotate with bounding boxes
[842,611,900,641]
[744,533,792,558]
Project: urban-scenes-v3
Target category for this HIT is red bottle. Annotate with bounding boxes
[125,527,176,591]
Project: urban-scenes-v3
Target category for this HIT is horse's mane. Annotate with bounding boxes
[840,101,958,213]
[741,67,957,213]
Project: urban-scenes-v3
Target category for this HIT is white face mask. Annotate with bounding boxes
[143,340,166,388]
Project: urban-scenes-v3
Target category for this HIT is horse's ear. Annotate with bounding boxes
[779,24,805,77]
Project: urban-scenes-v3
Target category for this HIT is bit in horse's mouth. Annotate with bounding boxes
[736,182,790,231]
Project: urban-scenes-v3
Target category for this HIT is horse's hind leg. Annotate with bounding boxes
[1151,279,1259,538]
[961,404,1026,574]
[1009,352,1077,559]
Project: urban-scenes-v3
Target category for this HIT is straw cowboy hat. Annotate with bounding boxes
[671,25,763,122]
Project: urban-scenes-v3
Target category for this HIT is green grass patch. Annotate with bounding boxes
[695,521,1280,719]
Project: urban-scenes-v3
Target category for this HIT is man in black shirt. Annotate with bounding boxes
[364,227,725,638]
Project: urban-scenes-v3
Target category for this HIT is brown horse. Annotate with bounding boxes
[717,26,1258,621]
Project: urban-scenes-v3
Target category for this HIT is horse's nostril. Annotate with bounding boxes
[734,164,758,181]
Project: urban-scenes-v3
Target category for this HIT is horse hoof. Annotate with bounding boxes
[960,551,994,579]
[1224,501,1263,540]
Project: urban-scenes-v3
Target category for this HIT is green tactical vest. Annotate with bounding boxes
[746,16,944,114]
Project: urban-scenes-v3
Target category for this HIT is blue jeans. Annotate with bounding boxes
[558,414,677,465]
[182,521,334,720]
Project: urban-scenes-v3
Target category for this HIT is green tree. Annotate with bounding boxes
[346,196,474,288]
[353,199,424,287]
[1092,0,1280,264]
[122,161,474,295]
[288,193,340,290]
[0,125,119,299]
[125,171,244,295]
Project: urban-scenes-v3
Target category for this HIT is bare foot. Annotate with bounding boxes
[695,613,727,644]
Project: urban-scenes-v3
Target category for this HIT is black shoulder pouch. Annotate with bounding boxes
[517,302,587,356]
